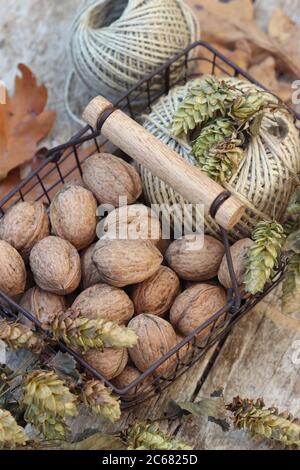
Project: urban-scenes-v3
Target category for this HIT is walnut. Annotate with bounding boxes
[127,314,177,377]
[72,283,134,324]
[0,240,26,297]
[20,286,67,329]
[170,283,226,338]
[80,243,102,289]
[50,183,97,251]
[29,236,81,295]
[166,234,225,281]
[0,201,49,259]
[112,365,153,398]
[92,238,163,287]
[82,153,142,206]
[83,347,128,380]
[218,238,253,296]
[99,204,161,245]
[131,266,180,317]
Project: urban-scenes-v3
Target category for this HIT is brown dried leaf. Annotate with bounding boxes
[249,57,292,103]
[268,9,300,75]
[190,0,300,78]
[0,64,56,181]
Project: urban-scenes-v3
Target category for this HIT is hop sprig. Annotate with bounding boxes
[192,118,243,182]
[51,309,138,351]
[171,75,236,136]
[227,397,300,448]
[282,253,300,315]
[244,221,285,295]
[0,319,45,354]
[0,408,28,449]
[23,370,78,439]
[123,423,192,450]
[230,91,266,122]
[82,379,121,422]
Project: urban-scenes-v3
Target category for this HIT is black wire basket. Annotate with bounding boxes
[0,41,297,408]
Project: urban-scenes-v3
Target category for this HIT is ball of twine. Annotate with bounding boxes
[138,78,300,240]
[69,0,199,101]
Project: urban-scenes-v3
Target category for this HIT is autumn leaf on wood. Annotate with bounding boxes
[0,64,56,181]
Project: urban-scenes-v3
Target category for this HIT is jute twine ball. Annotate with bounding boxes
[138,78,300,239]
[69,0,199,100]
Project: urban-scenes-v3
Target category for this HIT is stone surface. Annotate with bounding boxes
[0,0,90,147]
[255,0,300,29]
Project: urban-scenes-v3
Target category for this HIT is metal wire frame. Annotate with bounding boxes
[0,41,297,407]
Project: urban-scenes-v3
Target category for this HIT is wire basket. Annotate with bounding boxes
[0,41,297,408]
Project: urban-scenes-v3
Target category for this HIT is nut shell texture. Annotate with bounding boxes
[112,365,153,396]
[166,234,225,281]
[0,201,49,259]
[0,240,26,297]
[80,243,102,289]
[93,239,163,287]
[170,283,226,338]
[128,314,177,377]
[82,153,142,206]
[218,238,253,290]
[20,286,67,328]
[100,204,161,245]
[84,347,128,380]
[29,236,81,295]
[131,266,180,317]
[72,283,134,324]
[50,184,97,251]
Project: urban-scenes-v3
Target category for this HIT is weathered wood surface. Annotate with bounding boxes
[2,0,300,450]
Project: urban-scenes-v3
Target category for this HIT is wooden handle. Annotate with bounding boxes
[83,96,245,230]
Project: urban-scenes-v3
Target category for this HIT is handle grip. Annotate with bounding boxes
[83,96,245,230]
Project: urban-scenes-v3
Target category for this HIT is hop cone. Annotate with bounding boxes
[192,118,243,182]
[24,408,67,440]
[51,309,137,351]
[244,221,285,295]
[171,75,236,136]
[123,423,192,450]
[228,397,300,448]
[230,91,266,122]
[82,379,121,422]
[23,370,77,418]
[0,408,28,449]
[0,319,45,354]
[282,253,300,315]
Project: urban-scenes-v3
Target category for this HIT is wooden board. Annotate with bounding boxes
[175,289,300,449]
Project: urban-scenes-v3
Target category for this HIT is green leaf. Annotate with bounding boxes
[61,432,126,450]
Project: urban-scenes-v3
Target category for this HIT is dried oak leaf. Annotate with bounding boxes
[249,57,292,103]
[190,0,300,78]
[268,8,300,71]
[0,64,56,181]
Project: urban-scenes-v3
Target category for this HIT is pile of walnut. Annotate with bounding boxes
[0,152,253,392]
